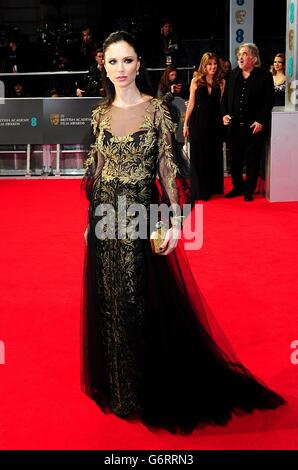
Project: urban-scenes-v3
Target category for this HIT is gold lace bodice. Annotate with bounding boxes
[85,98,180,206]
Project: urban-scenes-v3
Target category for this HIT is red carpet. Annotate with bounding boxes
[0,178,297,450]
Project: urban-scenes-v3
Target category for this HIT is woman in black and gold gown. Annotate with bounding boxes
[81,31,286,435]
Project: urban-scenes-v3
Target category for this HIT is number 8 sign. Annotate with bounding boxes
[236,29,244,43]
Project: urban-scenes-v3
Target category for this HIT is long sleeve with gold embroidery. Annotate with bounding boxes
[83,105,105,201]
[155,100,190,222]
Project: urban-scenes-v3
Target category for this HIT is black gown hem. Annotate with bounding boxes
[83,386,287,436]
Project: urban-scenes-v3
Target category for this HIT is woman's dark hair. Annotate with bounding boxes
[101,30,153,105]
[158,65,178,95]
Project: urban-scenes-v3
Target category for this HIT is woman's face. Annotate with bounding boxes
[221,60,230,74]
[273,56,285,73]
[168,71,177,82]
[104,40,140,88]
[206,59,217,76]
[162,23,171,35]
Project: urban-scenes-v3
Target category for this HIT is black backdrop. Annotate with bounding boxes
[0,0,287,68]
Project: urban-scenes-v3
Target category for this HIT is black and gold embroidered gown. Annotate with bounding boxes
[82,98,285,434]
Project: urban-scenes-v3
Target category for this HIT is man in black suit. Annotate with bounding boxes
[221,43,274,201]
[76,49,105,97]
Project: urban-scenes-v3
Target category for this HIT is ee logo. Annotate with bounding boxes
[288,56,293,77]
[236,29,244,43]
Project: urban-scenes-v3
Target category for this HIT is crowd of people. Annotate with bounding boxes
[1,23,286,200]
[183,45,285,203]
[154,42,284,204]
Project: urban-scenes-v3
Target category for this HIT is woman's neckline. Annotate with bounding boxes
[111,97,153,109]
[274,74,286,86]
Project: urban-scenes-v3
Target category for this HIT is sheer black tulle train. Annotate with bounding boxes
[81,225,285,435]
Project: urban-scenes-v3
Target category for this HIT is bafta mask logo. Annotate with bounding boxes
[287,81,292,103]
[50,113,60,126]
[289,29,294,51]
[235,9,246,25]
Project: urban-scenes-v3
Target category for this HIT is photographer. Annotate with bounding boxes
[157,65,183,122]
[158,20,180,66]
[157,65,186,146]
[76,49,105,97]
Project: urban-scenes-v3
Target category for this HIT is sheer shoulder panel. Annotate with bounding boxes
[108,99,154,137]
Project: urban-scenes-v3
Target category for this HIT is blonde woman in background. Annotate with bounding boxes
[183,52,225,201]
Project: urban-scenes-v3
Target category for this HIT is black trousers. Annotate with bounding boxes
[228,124,264,194]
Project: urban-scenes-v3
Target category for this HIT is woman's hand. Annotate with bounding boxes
[250,121,263,134]
[183,125,189,138]
[171,84,182,94]
[76,88,85,97]
[159,227,181,255]
[223,114,232,126]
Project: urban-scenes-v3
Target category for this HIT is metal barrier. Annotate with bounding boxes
[0,144,86,177]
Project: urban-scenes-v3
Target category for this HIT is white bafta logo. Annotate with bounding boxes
[235,9,246,24]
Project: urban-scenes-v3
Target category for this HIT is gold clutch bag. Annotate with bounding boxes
[150,221,167,254]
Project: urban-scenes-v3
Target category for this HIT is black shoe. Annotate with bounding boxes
[244,193,253,201]
[224,188,243,198]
